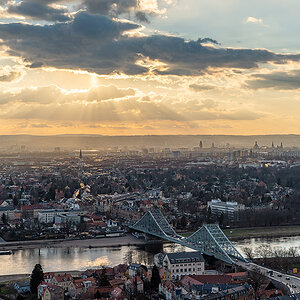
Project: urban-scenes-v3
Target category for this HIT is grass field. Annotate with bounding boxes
[181,225,300,240]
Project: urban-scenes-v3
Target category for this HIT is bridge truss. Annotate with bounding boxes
[130,209,246,264]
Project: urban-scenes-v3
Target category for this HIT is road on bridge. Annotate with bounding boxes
[236,260,300,294]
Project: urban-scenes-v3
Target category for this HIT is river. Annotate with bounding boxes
[0,236,299,276]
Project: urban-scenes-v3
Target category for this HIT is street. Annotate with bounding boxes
[236,260,300,294]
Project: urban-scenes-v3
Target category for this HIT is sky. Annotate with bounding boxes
[0,0,300,135]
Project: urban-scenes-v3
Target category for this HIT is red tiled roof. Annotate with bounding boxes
[21,204,43,211]
[54,273,73,283]
[184,274,233,284]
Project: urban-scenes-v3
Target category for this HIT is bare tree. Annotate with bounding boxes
[248,267,267,293]
[255,244,272,265]
[243,246,254,261]
[288,247,298,258]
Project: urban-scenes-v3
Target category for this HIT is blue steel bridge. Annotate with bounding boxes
[129,209,246,264]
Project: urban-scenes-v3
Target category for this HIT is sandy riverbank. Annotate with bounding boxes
[0,234,146,251]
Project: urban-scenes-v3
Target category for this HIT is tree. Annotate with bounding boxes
[30,264,44,294]
[243,246,254,261]
[150,265,161,291]
[255,244,272,265]
[180,216,187,228]
[248,267,267,293]
[13,196,19,207]
[1,213,7,225]
[98,267,109,286]
[94,290,101,299]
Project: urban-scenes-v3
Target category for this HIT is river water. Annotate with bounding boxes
[0,236,299,276]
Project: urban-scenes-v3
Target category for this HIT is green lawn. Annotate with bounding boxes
[224,225,300,239]
[180,225,300,240]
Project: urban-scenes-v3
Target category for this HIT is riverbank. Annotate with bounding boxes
[224,225,300,241]
[0,270,82,284]
[181,225,300,240]
[1,225,300,251]
[0,234,146,251]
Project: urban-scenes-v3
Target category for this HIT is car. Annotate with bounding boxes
[278,274,282,277]
[286,277,290,280]
[292,285,297,288]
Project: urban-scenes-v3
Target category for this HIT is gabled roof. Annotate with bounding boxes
[166,251,204,264]
[129,263,142,270]
[54,273,73,283]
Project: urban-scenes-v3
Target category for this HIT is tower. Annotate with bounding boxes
[272,141,274,148]
[199,141,203,148]
[79,149,82,159]
[253,141,259,150]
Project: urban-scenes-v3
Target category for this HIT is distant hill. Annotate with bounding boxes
[0,134,299,151]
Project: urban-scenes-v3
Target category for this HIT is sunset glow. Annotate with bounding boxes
[0,0,300,135]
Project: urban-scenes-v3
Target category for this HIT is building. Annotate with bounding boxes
[13,281,30,294]
[163,252,205,280]
[43,273,73,291]
[38,209,82,224]
[128,263,145,278]
[208,199,245,219]
[38,209,59,224]
[54,212,81,225]
[38,283,64,300]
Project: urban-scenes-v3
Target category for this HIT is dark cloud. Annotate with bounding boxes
[83,0,137,15]
[1,12,300,76]
[83,0,151,22]
[6,0,70,22]
[189,84,216,91]
[135,11,149,23]
[246,70,300,90]
[0,71,21,82]
[197,38,220,45]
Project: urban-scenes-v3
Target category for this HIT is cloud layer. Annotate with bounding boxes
[0,12,300,76]
[6,0,70,22]
[246,70,300,90]
[0,84,262,124]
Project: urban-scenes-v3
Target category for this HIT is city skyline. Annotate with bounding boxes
[0,0,300,135]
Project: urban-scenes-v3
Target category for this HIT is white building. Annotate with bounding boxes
[163,252,205,280]
[38,209,83,224]
[208,199,245,219]
[55,212,81,224]
[38,209,58,223]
